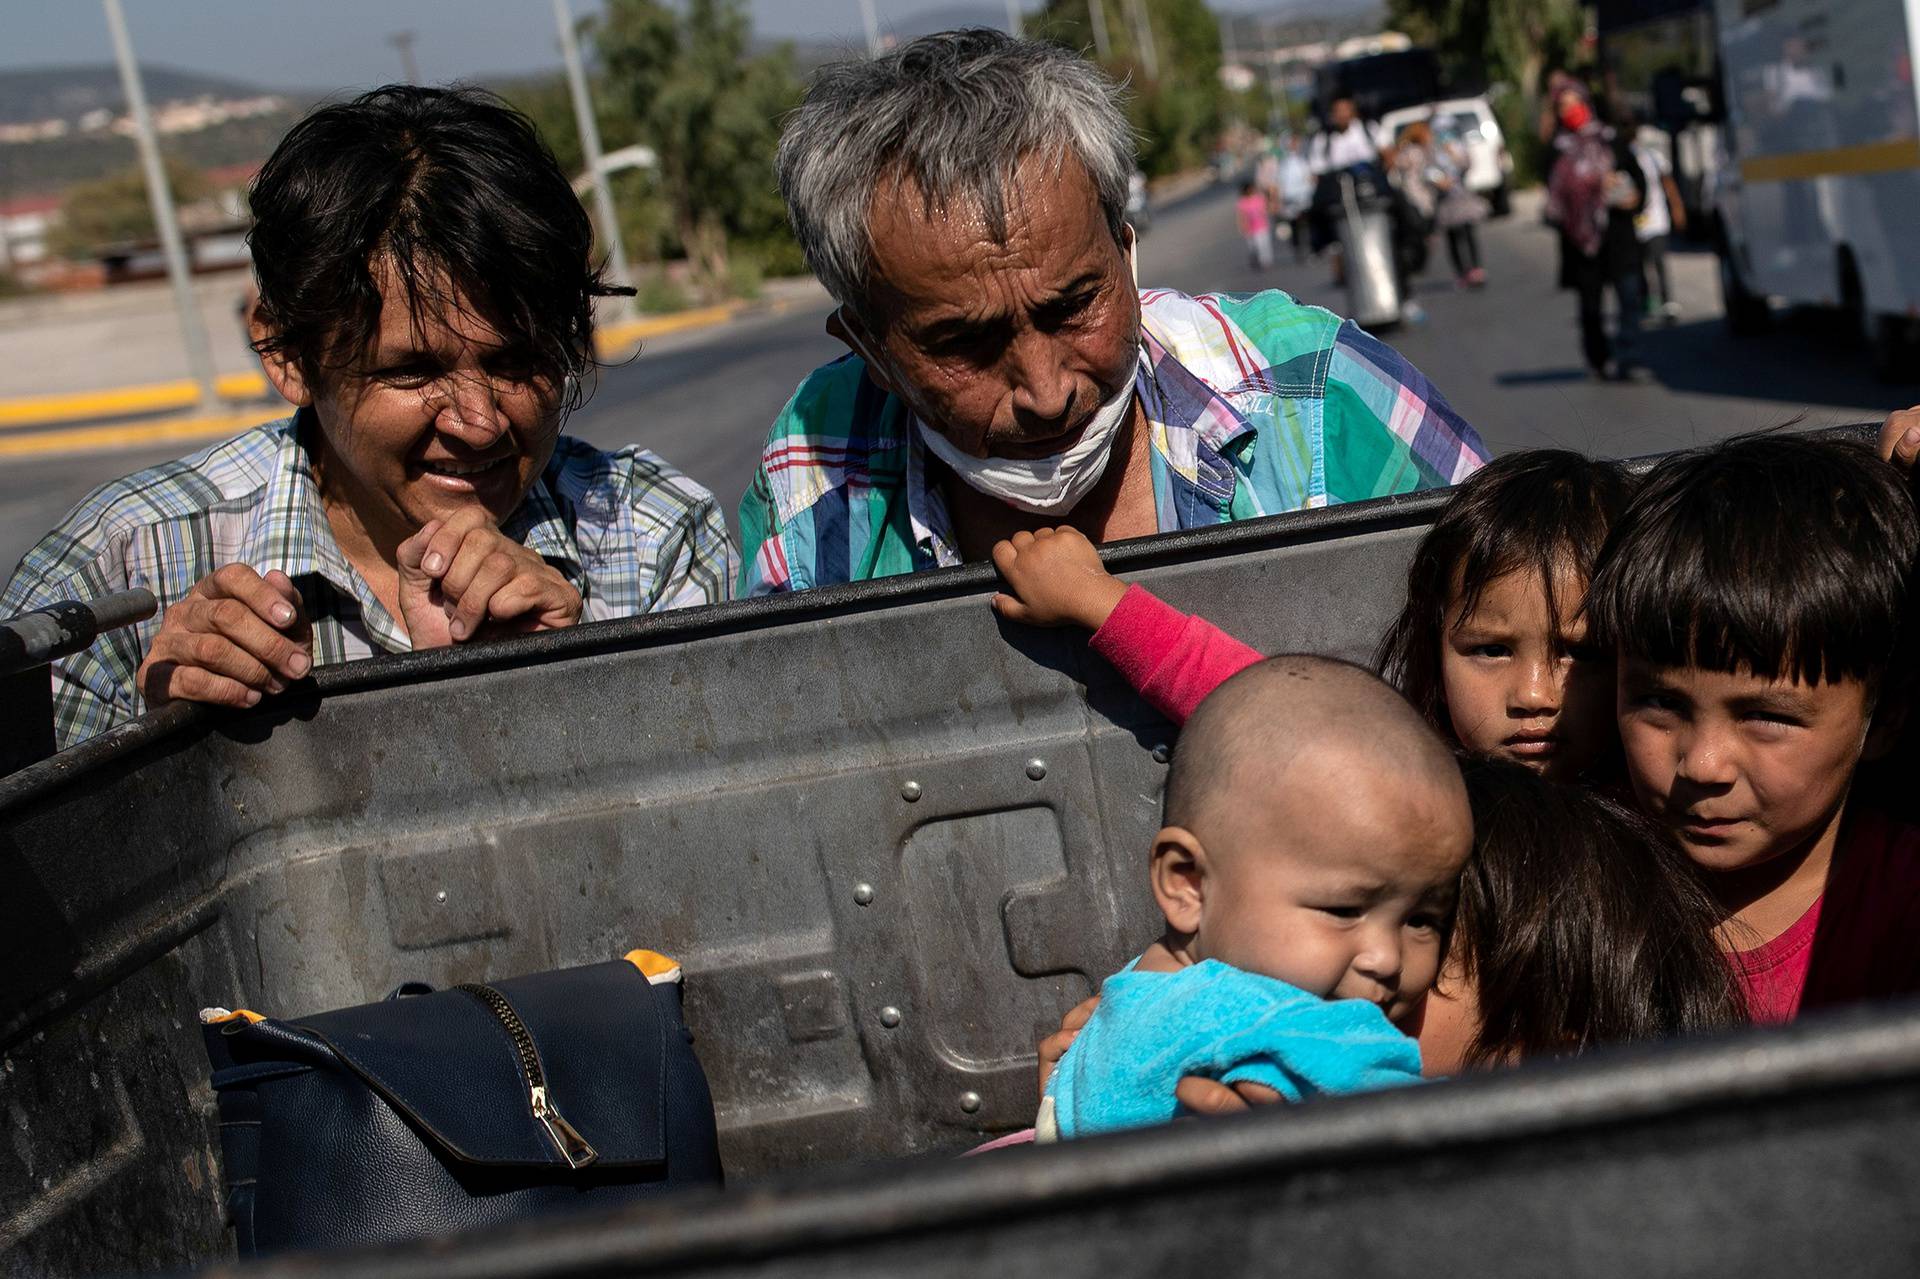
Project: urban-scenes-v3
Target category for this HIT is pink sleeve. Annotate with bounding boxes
[1088,584,1264,726]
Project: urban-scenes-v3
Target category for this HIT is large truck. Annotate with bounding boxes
[1714,0,1920,375]
[7,427,1920,1277]
[1599,0,1920,377]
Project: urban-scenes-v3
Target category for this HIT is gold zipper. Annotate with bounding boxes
[458,983,600,1170]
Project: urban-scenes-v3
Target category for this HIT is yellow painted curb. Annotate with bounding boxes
[0,296,812,457]
[593,303,742,358]
[0,373,269,428]
[0,410,278,460]
[0,299,790,432]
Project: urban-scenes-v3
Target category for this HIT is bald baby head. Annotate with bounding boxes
[1150,655,1473,1020]
[1166,655,1465,842]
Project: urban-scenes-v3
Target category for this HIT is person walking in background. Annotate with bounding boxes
[1623,109,1686,321]
[1430,116,1491,289]
[1237,179,1274,271]
[1276,134,1316,263]
[1547,90,1648,380]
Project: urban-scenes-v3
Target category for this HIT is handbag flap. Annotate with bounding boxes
[288,959,667,1169]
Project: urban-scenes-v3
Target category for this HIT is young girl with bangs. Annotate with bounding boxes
[991,450,1633,779]
[993,449,1745,1081]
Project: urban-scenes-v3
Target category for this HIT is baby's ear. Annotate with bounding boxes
[1150,827,1208,935]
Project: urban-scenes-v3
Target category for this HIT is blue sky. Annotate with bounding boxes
[4,2,1286,95]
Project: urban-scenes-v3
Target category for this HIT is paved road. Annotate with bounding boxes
[1,183,1905,584]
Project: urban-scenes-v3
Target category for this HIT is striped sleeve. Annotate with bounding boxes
[1,523,148,749]
[736,464,800,596]
[1321,320,1489,500]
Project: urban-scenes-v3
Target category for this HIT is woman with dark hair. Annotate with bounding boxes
[1546,88,1649,379]
[2,86,733,749]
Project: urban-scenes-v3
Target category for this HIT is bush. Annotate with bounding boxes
[634,270,689,314]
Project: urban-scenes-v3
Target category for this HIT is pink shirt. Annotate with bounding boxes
[1730,808,1920,1023]
[1089,585,1262,726]
[1236,193,1270,238]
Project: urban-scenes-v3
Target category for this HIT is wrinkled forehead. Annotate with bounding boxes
[862,152,1117,307]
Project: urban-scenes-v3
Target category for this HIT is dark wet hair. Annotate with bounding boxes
[1375,450,1636,738]
[247,85,630,410]
[1455,755,1746,1064]
[1587,432,1920,693]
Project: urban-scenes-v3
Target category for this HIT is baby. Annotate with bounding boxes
[1043,655,1474,1139]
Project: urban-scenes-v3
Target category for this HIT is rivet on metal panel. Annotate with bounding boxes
[959,1091,983,1113]
[853,883,875,906]
[1151,743,1172,764]
[879,1006,903,1028]
[1025,758,1048,781]
[901,780,923,803]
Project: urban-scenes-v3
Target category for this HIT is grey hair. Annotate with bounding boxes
[777,28,1137,315]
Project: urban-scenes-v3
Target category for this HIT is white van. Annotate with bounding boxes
[1380,96,1515,215]
[1712,0,1920,377]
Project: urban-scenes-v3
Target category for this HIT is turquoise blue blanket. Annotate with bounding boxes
[1046,958,1425,1139]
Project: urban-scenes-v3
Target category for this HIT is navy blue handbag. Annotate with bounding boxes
[201,951,721,1257]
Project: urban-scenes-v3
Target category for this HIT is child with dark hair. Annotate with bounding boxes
[1587,432,1920,1022]
[1376,450,1634,780]
[991,450,1633,781]
[995,451,1741,1078]
[1423,755,1745,1070]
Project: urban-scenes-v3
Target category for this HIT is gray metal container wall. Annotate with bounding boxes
[6,425,1915,1276]
[0,488,1441,1274]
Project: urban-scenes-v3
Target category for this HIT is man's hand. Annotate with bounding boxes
[1037,995,1099,1103]
[137,565,313,710]
[395,508,582,649]
[991,527,1128,630]
[1879,406,1920,472]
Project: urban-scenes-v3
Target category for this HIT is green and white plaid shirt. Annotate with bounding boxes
[1,411,734,749]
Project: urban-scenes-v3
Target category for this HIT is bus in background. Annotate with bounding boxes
[1312,46,1445,124]
[1709,0,1920,377]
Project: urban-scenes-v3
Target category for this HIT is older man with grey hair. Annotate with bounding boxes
[738,29,1487,595]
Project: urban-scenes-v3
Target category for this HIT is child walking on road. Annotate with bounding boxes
[1237,180,1274,271]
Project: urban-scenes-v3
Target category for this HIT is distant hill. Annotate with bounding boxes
[0,64,292,124]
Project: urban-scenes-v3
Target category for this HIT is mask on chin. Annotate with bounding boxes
[837,225,1143,519]
[914,374,1137,516]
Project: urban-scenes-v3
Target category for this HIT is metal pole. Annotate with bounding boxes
[389,31,420,83]
[1124,0,1159,80]
[1221,16,1240,126]
[551,0,632,321]
[858,0,882,57]
[1087,0,1111,60]
[1003,0,1022,38]
[102,0,220,415]
[1263,20,1287,134]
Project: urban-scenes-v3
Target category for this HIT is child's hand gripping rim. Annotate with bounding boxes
[991,527,1129,631]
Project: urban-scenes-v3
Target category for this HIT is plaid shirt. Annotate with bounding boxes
[738,288,1488,594]
[2,411,734,749]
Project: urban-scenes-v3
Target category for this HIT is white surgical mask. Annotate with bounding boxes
[913,374,1137,516]
[839,225,1142,517]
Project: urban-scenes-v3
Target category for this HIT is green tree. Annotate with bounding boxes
[1030,0,1227,178]
[49,157,209,259]
[1386,0,1588,181]
[590,0,802,293]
